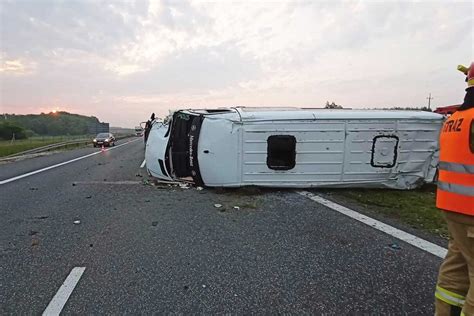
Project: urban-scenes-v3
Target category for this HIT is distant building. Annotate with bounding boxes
[88,122,109,134]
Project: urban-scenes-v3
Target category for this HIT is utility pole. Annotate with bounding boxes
[427,93,434,110]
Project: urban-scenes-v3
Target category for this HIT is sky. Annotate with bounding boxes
[0,0,473,128]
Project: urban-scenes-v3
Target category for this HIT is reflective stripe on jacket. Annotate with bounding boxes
[436,108,474,216]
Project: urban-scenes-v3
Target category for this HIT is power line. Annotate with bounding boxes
[427,93,434,109]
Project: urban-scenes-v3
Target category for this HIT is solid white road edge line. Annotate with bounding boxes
[0,138,140,185]
[42,267,86,316]
[297,191,448,259]
[140,159,146,168]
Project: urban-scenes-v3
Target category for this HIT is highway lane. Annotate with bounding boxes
[0,138,144,314]
[0,139,444,314]
[0,137,142,182]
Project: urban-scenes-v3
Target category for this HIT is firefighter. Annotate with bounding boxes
[435,63,474,316]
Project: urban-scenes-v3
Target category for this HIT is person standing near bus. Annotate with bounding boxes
[435,63,474,315]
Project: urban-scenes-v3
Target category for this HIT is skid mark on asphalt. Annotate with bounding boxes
[72,180,142,185]
[298,191,448,258]
[42,267,85,316]
[0,138,141,185]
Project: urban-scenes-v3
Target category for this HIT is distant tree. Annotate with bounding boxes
[325,101,343,109]
[0,121,27,140]
[4,111,103,136]
[379,106,433,112]
[25,129,36,137]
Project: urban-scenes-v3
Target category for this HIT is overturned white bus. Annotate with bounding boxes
[145,107,443,189]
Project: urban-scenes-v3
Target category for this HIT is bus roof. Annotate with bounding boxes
[183,107,444,122]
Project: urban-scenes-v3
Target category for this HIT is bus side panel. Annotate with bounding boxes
[342,119,441,189]
[238,118,441,189]
[343,120,397,183]
[241,120,346,185]
[394,119,442,188]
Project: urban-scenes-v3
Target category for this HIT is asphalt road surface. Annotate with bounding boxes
[0,137,445,314]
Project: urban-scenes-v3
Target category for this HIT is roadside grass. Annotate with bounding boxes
[0,135,90,157]
[323,185,448,238]
[0,139,61,157]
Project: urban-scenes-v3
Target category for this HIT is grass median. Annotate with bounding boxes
[0,139,60,157]
[0,134,135,157]
[0,135,90,157]
[321,185,448,238]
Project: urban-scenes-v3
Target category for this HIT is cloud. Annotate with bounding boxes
[0,0,472,127]
[105,63,148,76]
[0,56,37,75]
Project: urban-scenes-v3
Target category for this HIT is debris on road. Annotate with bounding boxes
[233,206,240,210]
[389,243,402,250]
[214,204,222,208]
[152,221,158,226]
[29,187,38,191]
[135,173,143,178]
[34,215,49,220]
[73,220,81,225]
[31,239,39,247]
[152,179,187,185]
[196,186,203,191]
[179,183,190,189]
[85,195,92,199]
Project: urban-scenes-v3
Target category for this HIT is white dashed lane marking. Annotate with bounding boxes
[42,267,86,316]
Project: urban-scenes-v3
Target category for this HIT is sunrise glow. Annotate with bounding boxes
[0,1,471,128]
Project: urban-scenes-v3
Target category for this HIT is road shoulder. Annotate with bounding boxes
[311,187,448,248]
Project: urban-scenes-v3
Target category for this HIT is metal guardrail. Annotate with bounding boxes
[0,134,136,161]
[1,139,91,160]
